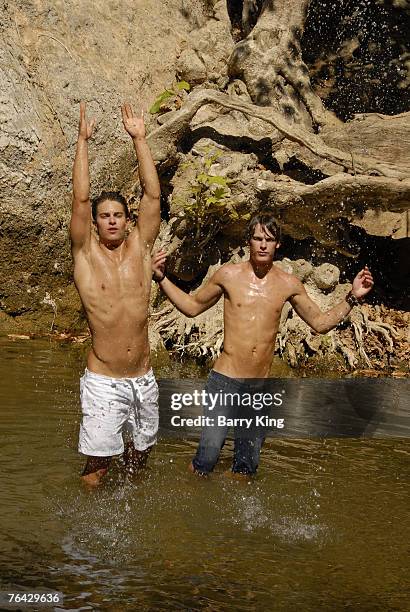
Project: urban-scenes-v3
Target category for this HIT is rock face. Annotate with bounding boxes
[0,0,191,332]
[176,0,234,87]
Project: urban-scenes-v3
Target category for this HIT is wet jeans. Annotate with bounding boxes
[192,370,267,475]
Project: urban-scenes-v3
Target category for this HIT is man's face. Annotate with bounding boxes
[95,200,128,244]
[249,223,279,264]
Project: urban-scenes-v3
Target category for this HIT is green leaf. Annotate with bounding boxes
[176,80,190,91]
[180,161,192,170]
[207,176,227,186]
[196,173,209,184]
[213,187,226,199]
[149,89,174,114]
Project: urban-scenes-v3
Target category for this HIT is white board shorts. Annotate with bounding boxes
[78,368,159,457]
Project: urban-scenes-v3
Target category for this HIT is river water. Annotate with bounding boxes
[0,338,409,611]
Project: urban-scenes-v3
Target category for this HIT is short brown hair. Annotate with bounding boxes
[246,211,281,242]
[91,191,129,221]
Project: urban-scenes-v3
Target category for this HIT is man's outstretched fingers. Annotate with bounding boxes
[121,103,131,121]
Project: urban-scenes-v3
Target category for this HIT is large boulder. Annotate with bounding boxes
[312,263,340,292]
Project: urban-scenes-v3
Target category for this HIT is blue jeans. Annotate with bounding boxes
[192,371,267,475]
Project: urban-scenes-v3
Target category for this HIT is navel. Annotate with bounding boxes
[101,283,105,290]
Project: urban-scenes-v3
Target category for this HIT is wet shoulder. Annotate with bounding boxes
[271,265,302,296]
[214,262,247,288]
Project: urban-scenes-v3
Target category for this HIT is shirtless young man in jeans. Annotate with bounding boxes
[152,212,374,476]
[71,102,161,485]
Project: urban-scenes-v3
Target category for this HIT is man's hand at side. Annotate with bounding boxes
[290,266,375,334]
[151,250,224,317]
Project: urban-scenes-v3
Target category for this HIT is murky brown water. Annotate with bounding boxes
[0,338,409,611]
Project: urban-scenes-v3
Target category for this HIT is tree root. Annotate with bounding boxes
[152,296,224,361]
[148,88,408,179]
[256,173,410,213]
[350,309,372,367]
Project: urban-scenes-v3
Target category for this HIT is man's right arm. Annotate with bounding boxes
[152,251,224,317]
[70,102,95,256]
[289,267,374,333]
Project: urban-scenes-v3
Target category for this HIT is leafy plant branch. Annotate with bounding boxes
[175,148,250,248]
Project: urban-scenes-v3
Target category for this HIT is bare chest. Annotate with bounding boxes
[93,261,148,296]
[74,249,150,309]
[224,280,287,321]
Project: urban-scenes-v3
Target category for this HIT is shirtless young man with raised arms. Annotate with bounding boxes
[152,212,374,476]
[71,102,161,485]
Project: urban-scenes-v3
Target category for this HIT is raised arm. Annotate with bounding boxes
[70,102,96,255]
[289,266,374,333]
[152,251,224,317]
[121,104,161,250]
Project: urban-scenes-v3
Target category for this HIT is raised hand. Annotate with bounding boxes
[152,250,167,281]
[121,103,145,140]
[78,101,96,141]
[352,266,374,300]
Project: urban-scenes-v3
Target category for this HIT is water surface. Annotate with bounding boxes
[0,338,409,611]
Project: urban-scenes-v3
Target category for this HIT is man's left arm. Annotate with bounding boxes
[289,266,374,333]
[121,104,161,249]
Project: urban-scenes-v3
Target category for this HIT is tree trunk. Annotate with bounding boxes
[228,0,337,127]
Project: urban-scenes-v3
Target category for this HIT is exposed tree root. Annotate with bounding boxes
[153,289,224,361]
[149,89,409,179]
[228,0,335,128]
[256,173,410,212]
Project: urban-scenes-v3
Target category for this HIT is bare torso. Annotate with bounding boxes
[74,235,152,377]
[213,262,295,378]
